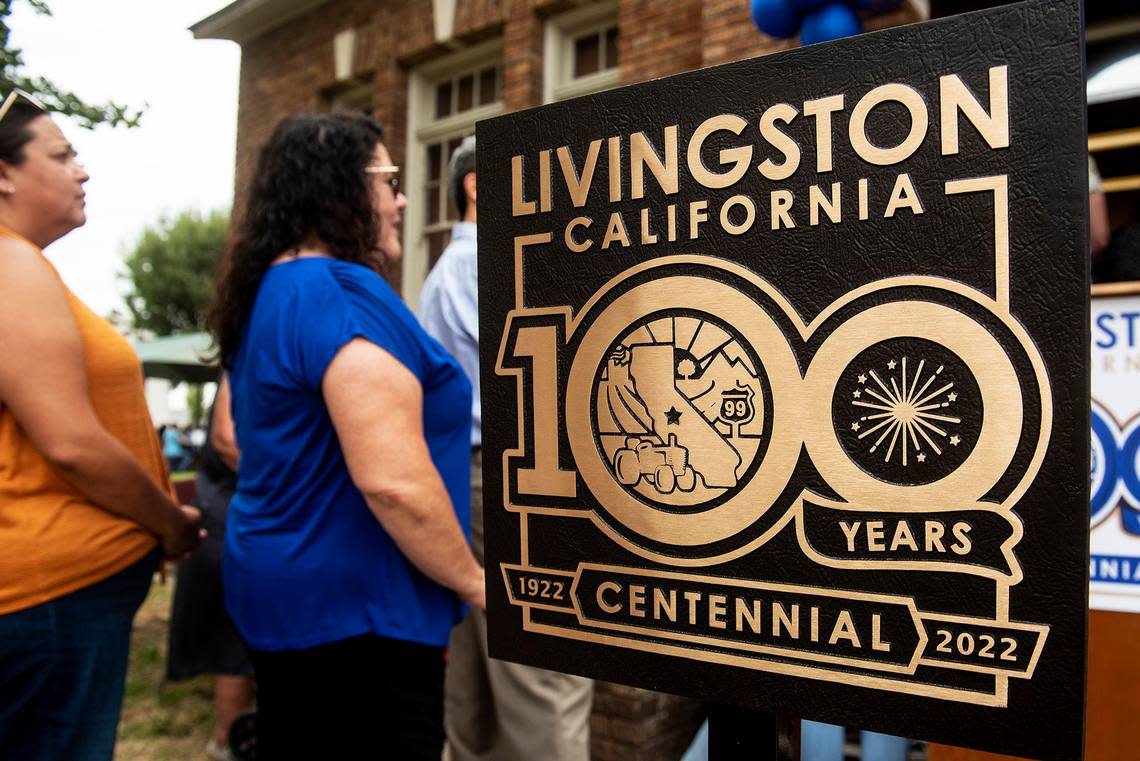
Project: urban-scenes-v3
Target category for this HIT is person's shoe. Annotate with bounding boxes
[206,738,236,761]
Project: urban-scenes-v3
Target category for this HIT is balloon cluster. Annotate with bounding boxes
[751,0,904,45]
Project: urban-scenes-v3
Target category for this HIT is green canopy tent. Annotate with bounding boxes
[131,331,218,385]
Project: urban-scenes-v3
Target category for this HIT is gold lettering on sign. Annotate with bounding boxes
[849,83,929,166]
[631,126,679,199]
[690,200,709,239]
[608,137,623,202]
[557,140,602,208]
[598,581,622,613]
[630,584,647,617]
[771,190,795,230]
[688,114,752,189]
[640,208,658,244]
[940,65,1009,156]
[511,155,536,216]
[654,588,676,621]
[720,195,756,235]
[566,217,592,253]
[684,591,701,625]
[511,325,577,497]
[884,173,924,217]
[803,94,844,173]
[872,614,892,652]
[830,610,861,648]
[709,594,728,629]
[602,212,630,249]
[810,182,842,226]
[758,104,801,181]
[538,150,552,213]
[737,598,761,634]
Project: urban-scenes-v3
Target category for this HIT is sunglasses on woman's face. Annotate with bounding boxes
[0,88,47,124]
[365,164,400,194]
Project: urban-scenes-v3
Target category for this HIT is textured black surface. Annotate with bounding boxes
[476,2,1088,759]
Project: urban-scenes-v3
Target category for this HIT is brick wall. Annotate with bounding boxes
[232,0,921,206]
[591,682,704,761]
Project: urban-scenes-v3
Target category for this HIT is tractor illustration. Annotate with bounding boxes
[612,433,698,494]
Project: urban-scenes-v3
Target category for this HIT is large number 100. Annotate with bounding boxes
[505,323,577,498]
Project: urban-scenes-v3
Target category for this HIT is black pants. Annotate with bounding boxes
[250,634,445,760]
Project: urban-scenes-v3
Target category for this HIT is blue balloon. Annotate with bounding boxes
[789,0,828,12]
[851,0,904,10]
[751,0,802,40]
[800,2,862,45]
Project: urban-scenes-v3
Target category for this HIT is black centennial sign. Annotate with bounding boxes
[476,1,1088,758]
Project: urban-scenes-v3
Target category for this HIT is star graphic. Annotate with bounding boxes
[917,452,926,462]
[857,373,867,384]
[947,392,957,402]
[887,359,897,370]
[949,434,961,446]
[851,422,860,431]
[665,406,682,425]
[852,389,861,398]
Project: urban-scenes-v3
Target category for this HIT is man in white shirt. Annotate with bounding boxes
[419,136,594,761]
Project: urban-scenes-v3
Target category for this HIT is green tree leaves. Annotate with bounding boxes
[0,1,144,128]
[121,210,228,337]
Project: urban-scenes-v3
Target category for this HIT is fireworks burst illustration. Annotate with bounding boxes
[850,357,962,467]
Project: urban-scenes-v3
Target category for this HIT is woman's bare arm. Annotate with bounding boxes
[210,373,239,472]
[324,338,485,609]
[0,240,200,557]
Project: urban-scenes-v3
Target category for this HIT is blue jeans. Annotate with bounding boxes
[0,549,157,760]
[681,719,909,761]
[801,720,909,761]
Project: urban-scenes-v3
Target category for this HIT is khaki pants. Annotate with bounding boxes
[444,451,594,761]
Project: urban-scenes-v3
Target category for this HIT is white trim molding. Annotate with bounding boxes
[543,0,620,104]
[402,39,504,306]
[432,0,458,43]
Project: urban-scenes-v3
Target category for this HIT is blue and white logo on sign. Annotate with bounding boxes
[1090,399,1140,534]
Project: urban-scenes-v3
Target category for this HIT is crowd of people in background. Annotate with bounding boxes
[157,423,206,472]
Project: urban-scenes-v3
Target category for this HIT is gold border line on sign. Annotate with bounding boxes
[790,496,1025,585]
[504,562,1048,705]
[913,611,1049,679]
[523,620,1008,706]
[500,174,1045,704]
[565,562,928,676]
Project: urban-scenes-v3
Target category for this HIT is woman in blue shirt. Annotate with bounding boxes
[208,112,484,760]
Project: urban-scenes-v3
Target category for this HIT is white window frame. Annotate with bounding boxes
[328,78,373,114]
[543,0,620,104]
[403,39,504,306]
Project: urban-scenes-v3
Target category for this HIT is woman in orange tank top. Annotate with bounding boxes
[0,93,203,761]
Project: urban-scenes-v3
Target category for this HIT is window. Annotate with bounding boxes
[403,41,503,306]
[326,79,373,116]
[544,1,620,104]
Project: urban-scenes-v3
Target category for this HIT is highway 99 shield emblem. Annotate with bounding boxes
[476,3,1088,759]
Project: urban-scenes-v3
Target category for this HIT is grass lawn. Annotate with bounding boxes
[115,576,216,761]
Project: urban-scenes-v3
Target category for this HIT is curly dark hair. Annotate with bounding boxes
[209,112,386,362]
[0,100,49,165]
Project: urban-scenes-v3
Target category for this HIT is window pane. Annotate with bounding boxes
[435,81,453,119]
[427,143,442,181]
[604,26,619,70]
[574,33,600,78]
[479,66,498,106]
[457,74,475,112]
[428,230,451,270]
[426,181,441,225]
